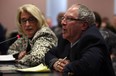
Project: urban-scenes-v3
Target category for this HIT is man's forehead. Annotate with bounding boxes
[64,6,78,17]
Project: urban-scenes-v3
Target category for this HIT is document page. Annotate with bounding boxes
[0,55,15,61]
[17,63,50,72]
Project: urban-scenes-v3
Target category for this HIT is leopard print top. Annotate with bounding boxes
[8,26,57,67]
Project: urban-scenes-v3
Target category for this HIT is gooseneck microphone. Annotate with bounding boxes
[0,35,21,45]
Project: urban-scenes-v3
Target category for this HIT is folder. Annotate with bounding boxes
[17,63,50,72]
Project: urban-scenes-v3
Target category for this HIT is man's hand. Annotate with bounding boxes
[53,58,70,72]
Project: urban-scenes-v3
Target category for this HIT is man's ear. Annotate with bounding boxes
[81,22,89,31]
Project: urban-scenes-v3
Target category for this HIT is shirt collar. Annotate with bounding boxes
[71,39,79,48]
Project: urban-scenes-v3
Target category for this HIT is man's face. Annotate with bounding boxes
[61,6,85,43]
[20,11,38,38]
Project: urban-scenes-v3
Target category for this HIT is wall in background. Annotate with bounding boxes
[68,0,114,21]
[0,0,46,33]
[115,0,116,14]
[0,0,114,33]
[46,0,67,26]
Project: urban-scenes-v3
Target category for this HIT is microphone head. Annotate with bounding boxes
[16,34,21,39]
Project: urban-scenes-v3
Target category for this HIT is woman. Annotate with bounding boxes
[8,4,57,67]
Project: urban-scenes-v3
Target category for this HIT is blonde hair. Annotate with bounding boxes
[16,4,48,35]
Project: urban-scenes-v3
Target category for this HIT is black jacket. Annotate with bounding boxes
[45,25,115,76]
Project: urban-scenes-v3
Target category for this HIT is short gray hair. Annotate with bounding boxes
[77,4,95,26]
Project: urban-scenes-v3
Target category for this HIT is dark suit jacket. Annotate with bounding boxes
[45,25,115,76]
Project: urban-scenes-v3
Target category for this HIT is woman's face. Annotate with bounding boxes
[20,11,38,38]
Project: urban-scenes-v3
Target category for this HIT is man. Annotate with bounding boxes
[45,4,115,76]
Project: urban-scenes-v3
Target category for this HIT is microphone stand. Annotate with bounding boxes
[0,35,21,45]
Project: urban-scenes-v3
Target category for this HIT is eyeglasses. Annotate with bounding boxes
[20,17,37,25]
[61,16,82,22]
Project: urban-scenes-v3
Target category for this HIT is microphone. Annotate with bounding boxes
[0,34,21,45]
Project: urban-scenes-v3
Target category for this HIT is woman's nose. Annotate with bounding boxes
[25,21,30,26]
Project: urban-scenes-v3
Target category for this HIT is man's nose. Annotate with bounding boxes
[61,19,66,26]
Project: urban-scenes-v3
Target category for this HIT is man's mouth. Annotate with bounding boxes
[62,28,66,34]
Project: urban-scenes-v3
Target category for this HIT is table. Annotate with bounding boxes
[0,61,63,76]
[1,72,55,76]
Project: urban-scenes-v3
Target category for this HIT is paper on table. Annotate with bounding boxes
[17,64,50,72]
[0,55,15,61]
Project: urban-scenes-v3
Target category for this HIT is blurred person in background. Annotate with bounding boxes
[94,11,116,75]
[0,23,8,55]
[93,11,102,28]
[94,12,116,54]
[46,18,52,28]
[110,15,116,33]
[101,17,110,29]
[52,12,65,38]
